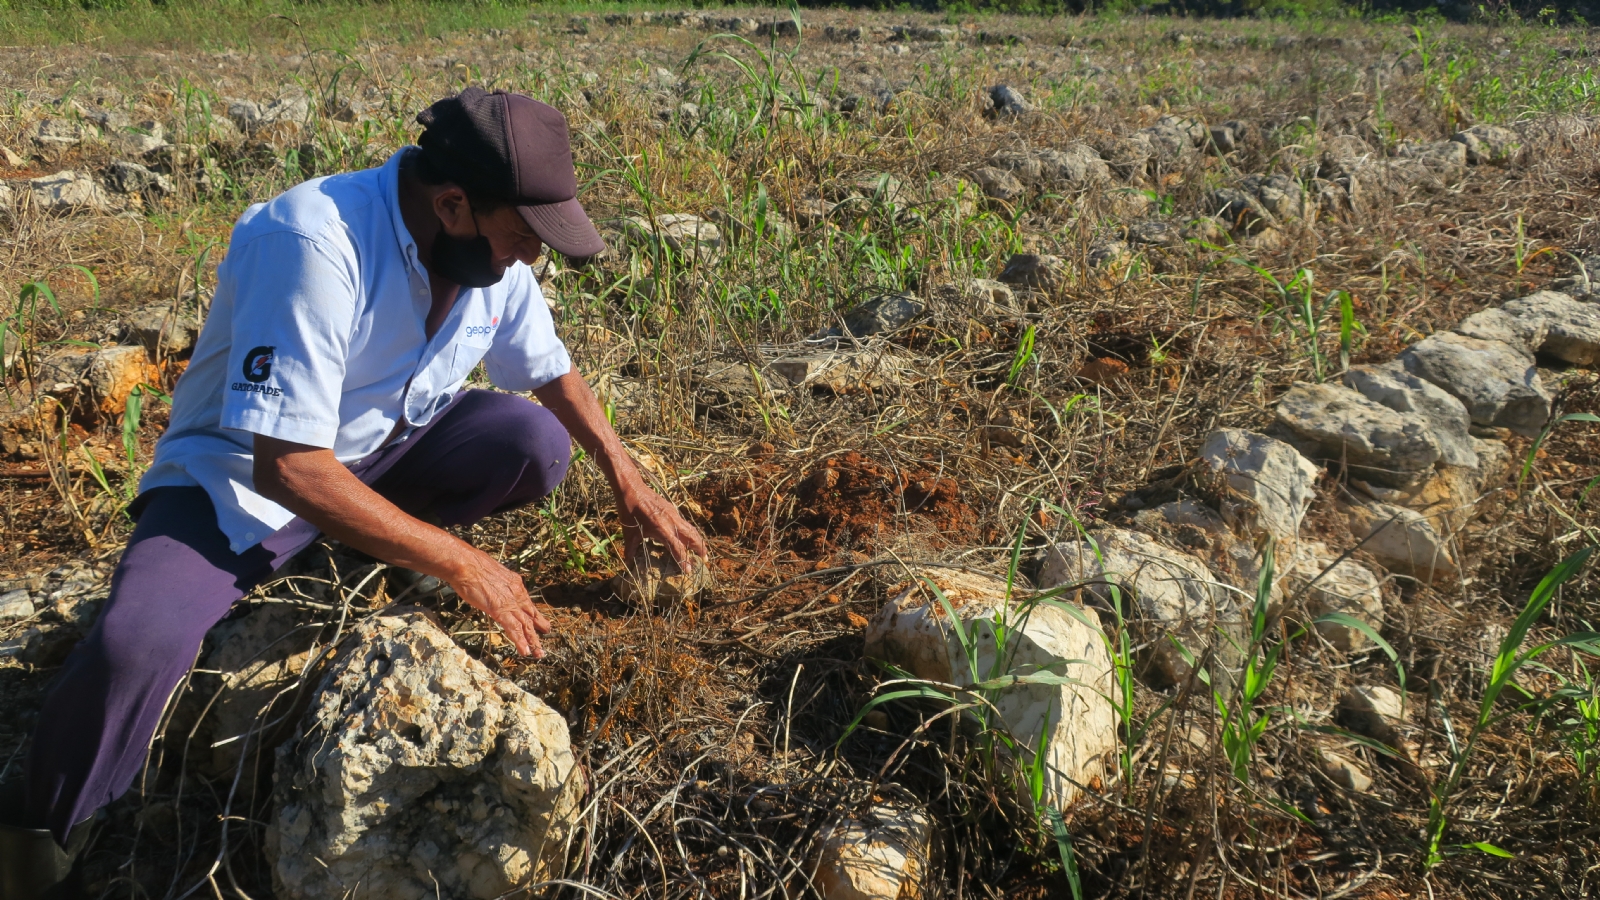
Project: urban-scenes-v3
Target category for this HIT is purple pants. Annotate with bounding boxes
[24,390,571,843]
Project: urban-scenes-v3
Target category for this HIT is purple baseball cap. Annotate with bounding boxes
[416,87,606,258]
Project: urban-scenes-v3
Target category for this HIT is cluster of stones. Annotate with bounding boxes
[832,286,1593,900]
[566,10,1021,46]
[0,301,201,464]
[0,88,315,218]
[967,82,1523,262]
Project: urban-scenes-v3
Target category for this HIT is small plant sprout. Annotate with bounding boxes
[1425,547,1600,869]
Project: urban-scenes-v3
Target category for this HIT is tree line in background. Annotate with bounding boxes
[0,0,1594,34]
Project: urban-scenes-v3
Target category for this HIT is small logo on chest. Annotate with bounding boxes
[463,316,500,338]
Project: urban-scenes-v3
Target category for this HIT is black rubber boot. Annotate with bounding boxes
[0,780,90,900]
[0,821,83,899]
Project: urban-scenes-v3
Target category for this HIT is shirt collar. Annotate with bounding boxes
[381,147,427,281]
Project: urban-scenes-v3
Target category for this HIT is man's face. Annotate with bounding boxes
[433,187,545,274]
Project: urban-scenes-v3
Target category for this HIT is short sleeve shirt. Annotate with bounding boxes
[140,148,572,552]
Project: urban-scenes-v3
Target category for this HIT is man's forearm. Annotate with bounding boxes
[531,369,645,495]
[253,436,476,581]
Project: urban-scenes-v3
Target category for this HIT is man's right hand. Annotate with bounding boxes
[443,547,552,658]
[254,434,554,658]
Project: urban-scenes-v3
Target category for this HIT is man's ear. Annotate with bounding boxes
[432,185,474,235]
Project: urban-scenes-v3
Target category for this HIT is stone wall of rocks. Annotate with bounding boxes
[850,282,1587,899]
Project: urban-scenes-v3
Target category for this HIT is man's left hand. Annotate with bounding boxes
[616,482,707,573]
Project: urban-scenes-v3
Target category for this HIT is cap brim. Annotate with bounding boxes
[519,197,606,259]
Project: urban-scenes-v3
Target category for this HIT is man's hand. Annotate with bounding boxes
[254,434,552,658]
[533,371,710,573]
[442,546,552,658]
[617,482,708,572]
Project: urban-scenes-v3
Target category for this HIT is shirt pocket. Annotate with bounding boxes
[449,338,493,387]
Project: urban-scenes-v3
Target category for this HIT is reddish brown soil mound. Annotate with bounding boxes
[694,451,977,561]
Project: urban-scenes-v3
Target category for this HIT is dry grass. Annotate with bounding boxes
[3,5,1600,899]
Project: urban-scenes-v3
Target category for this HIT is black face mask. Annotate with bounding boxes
[430,212,504,288]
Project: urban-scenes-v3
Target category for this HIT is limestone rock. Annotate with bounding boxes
[1274,382,1441,487]
[28,118,91,154]
[612,544,711,605]
[817,293,926,340]
[1126,219,1181,247]
[106,160,174,196]
[693,360,788,420]
[1011,144,1111,188]
[36,347,94,394]
[228,93,309,134]
[1454,307,1547,354]
[1319,750,1374,792]
[1344,362,1477,468]
[189,602,319,779]
[1,395,41,458]
[1400,331,1551,437]
[1039,528,1241,689]
[1239,173,1303,221]
[1395,139,1468,180]
[271,612,581,900]
[864,567,1116,808]
[814,804,931,900]
[1131,498,1282,612]
[1094,134,1153,180]
[1206,187,1276,235]
[1198,429,1320,545]
[1451,124,1519,165]
[988,84,1030,117]
[997,253,1065,292]
[768,346,909,393]
[619,213,722,263]
[28,170,116,214]
[1501,290,1600,366]
[83,345,160,415]
[127,304,203,357]
[1338,684,1407,746]
[972,166,1025,201]
[1342,501,1457,583]
[0,589,34,622]
[1288,543,1384,652]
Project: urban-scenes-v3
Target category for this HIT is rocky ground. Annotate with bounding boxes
[3,5,1600,899]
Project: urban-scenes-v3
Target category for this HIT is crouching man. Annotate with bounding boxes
[0,87,705,897]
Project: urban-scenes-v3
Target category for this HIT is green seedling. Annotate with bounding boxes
[1424,547,1600,869]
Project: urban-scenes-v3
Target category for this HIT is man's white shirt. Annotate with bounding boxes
[141,148,572,552]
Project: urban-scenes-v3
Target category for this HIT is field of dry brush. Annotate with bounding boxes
[3,5,1600,899]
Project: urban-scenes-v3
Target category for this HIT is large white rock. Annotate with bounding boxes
[1275,382,1441,487]
[1344,362,1477,469]
[187,603,318,779]
[1198,429,1320,545]
[1501,290,1600,366]
[1400,331,1551,437]
[270,612,581,900]
[813,804,931,900]
[1342,501,1457,583]
[1039,528,1242,689]
[863,568,1116,809]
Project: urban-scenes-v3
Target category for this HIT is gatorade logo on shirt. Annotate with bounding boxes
[231,346,283,397]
